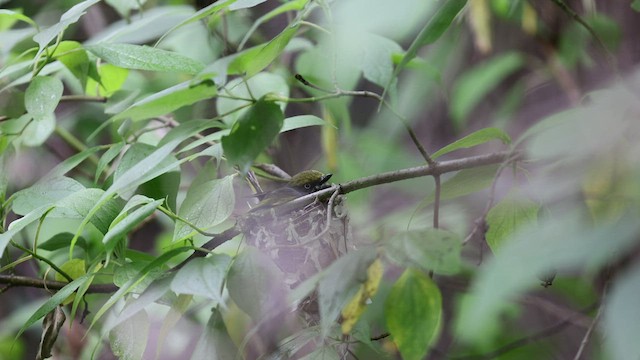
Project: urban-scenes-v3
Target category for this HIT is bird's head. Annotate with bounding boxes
[287,170,333,194]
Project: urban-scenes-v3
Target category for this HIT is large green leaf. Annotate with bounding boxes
[382,0,467,99]
[24,76,63,119]
[281,115,327,133]
[486,192,539,253]
[0,206,52,259]
[85,43,205,74]
[450,52,524,128]
[432,127,511,159]
[103,198,164,253]
[12,177,85,215]
[221,98,284,174]
[173,175,235,242]
[385,269,442,360]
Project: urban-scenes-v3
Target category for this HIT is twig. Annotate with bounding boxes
[293,74,436,166]
[549,0,619,76]
[59,95,107,103]
[449,303,599,360]
[0,274,117,293]
[10,241,73,282]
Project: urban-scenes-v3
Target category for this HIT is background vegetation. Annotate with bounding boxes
[1,0,639,359]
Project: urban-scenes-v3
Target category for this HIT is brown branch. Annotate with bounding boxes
[447,302,599,360]
[0,274,117,293]
[59,95,107,103]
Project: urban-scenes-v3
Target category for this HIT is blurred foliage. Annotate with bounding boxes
[1,0,639,359]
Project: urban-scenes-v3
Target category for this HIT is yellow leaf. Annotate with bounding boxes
[340,259,384,334]
[469,0,492,54]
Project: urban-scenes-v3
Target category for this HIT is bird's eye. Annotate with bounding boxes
[304,183,312,189]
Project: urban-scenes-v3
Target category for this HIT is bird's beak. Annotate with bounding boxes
[320,173,333,186]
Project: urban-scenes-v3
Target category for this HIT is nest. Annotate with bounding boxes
[239,195,352,289]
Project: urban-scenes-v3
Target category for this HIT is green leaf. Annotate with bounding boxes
[109,310,149,360]
[173,175,235,242]
[226,247,287,320]
[486,192,539,252]
[281,115,327,133]
[42,146,104,179]
[95,142,125,183]
[85,43,205,74]
[385,269,442,360]
[32,0,100,60]
[450,52,524,128]
[15,273,92,340]
[53,188,123,234]
[191,308,239,360]
[455,212,640,344]
[604,263,640,359]
[103,198,164,253]
[386,229,462,275]
[633,0,640,12]
[228,25,299,76]
[86,63,129,97]
[318,249,377,336]
[0,9,38,30]
[171,255,231,303]
[382,0,467,99]
[221,98,284,174]
[51,41,92,87]
[38,233,87,251]
[432,127,511,159]
[55,259,86,282]
[25,76,63,120]
[110,79,217,122]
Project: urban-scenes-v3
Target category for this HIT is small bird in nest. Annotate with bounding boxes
[249,170,333,212]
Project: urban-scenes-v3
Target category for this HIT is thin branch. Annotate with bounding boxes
[0,274,117,293]
[293,74,436,166]
[549,0,619,76]
[449,303,599,360]
[10,241,74,282]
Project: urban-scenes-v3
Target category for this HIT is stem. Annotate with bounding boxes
[10,241,74,282]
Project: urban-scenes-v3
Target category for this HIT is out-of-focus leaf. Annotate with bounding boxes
[386,228,462,275]
[450,52,524,129]
[299,347,340,360]
[432,127,511,159]
[318,248,377,336]
[0,9,38,30]
[173,175,235,242]
[191,308,239,360]
[604,263,640,360]
[227,247,287,320]
[109,310,149,360]
[85,43,204,74]
[238,0,309,49]
[455,212,640,344]
[340,258,383,335]
[221,98,284,174]
[382,0,467,99]
[157,0,237,45]
[422,165,499,205]
[469,0,491,53]
[486,192,539,252]
[385,269,442,360]
[171,255,231,304]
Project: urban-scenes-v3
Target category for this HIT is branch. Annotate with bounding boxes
[274,150,518,216]
[0,274,117,293]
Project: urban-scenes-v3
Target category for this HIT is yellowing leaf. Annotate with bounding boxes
[340,259,383,334]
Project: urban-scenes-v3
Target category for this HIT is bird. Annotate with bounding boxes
[249,170,333,211]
